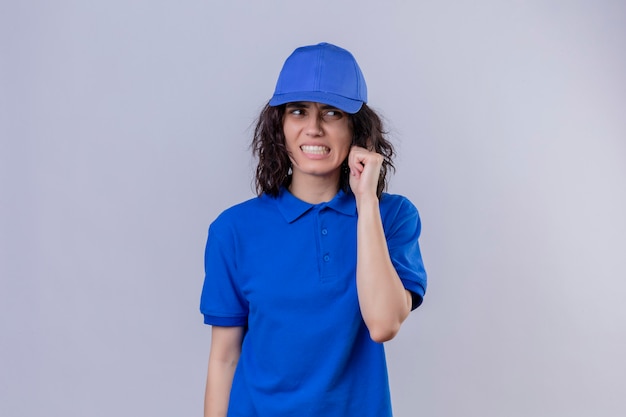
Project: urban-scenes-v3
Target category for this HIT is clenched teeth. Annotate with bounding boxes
[301,145,330,154]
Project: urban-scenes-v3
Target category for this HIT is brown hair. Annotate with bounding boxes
[251,102,395,197]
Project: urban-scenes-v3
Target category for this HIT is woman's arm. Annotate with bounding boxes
[204,326,244,417]
[348,146,413,343]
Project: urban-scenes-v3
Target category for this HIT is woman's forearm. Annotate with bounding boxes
[204,326,244,417]
[355,194,412,343]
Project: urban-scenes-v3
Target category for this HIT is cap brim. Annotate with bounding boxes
[269,91,364,114]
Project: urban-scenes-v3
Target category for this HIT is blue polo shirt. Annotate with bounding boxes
[201,188,427,417]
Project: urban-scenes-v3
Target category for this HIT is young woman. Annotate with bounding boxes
[200,42,427,417]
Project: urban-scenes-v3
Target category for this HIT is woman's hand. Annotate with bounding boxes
[348,145,383,200]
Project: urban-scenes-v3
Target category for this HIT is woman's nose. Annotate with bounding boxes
[305,113,323,136]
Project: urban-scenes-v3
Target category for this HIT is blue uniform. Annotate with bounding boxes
[200,187,427,416]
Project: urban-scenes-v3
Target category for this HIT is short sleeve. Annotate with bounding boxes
[383,196,427,310]
[200,220,249,326]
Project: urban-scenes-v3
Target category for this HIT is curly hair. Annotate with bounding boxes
[251,102,395,198]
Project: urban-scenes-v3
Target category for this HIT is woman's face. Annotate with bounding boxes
[283,101,353,183]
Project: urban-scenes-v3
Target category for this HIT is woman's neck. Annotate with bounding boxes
[288,173,341,204]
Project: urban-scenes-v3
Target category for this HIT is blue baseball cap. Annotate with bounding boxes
[269,42,368,114]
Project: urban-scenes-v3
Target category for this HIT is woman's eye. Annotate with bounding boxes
[290,109,304,116]
[324,110,343,119]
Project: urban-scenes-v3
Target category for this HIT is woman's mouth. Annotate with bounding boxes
[300,145,330,155]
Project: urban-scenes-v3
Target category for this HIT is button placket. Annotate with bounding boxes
[318,209,336,280]
[321,225,330,262]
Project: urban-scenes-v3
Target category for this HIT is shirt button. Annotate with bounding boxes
[321,228,328,235]
[323,254,330,262]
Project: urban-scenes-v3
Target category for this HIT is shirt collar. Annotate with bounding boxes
[269,187,357,223]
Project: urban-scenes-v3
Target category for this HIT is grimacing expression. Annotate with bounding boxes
[283,101,352,181]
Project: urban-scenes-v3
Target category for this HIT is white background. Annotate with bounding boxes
[1,1,625,416]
